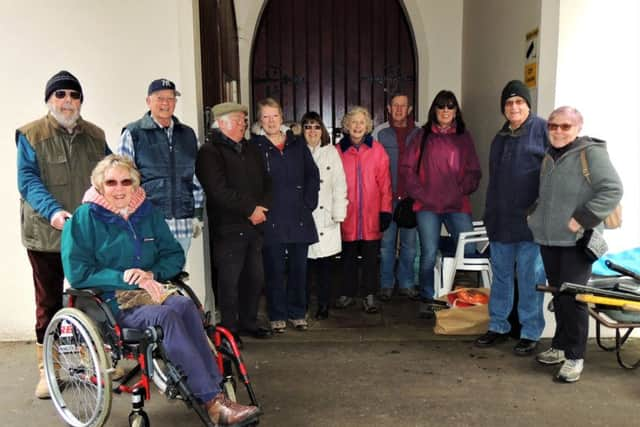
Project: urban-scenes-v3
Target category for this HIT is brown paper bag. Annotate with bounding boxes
[433,288,490,335]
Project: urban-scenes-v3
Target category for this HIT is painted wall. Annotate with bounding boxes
[0,0,206,340]
[234,0,464,123]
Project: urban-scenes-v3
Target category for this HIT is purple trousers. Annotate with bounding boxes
[117,295,221,402]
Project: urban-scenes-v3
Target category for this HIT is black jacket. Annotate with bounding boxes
[196,130,272,236]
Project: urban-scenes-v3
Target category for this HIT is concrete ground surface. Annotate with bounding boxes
[3,295,640,427]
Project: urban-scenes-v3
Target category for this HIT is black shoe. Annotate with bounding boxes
[315,305,329,320]
[513,338,538,356]
[474,331,509,348]
[238,327,273,339]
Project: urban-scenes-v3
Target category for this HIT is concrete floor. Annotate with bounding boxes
[3,295,640,427]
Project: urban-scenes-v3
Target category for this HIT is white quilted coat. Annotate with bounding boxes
[307,143,348,259]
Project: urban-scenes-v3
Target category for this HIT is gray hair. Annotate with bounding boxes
[548,106,584,131]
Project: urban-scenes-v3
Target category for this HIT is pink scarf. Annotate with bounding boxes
[82,186,146,220]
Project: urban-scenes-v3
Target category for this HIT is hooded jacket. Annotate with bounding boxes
[528,136,623,246]
[338,135,392,241]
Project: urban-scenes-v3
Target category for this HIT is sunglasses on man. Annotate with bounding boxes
[54,90,81,100]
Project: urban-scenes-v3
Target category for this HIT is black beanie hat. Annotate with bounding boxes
[500,80,530,113]
[44,70,83,103]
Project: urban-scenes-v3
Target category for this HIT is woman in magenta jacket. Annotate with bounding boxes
[336,106,392,313]
[401,90,481,319]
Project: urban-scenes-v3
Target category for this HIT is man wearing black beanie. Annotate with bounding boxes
[476,79,548,357]
[16,70,110,398]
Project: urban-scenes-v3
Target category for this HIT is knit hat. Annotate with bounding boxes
[45,70,83,103]
[212,102,248,120]
[500,80,531,113]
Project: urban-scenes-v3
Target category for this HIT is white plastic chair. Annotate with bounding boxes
[434,222,492,298]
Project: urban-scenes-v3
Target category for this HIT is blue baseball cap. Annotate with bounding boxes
[147,78,181,96]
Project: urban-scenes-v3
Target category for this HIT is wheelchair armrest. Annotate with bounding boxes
[66,288,104,297]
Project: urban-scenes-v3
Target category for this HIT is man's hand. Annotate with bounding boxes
[249,206,268,225]
[568,217,582,233]
[192,218,204,238]
[123,268,154,285]
[138,279,166,303]
[50,210,72,230]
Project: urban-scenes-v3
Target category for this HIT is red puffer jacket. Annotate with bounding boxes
[338,135,392,241]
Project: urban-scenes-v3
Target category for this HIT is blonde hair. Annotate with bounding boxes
[342,106,373,134]
[256,97,284,119]
[91,154,141,193]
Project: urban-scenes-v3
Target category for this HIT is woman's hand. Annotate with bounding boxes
[568,217,582,233]
[138,279,166,303]
[123,268,154,285]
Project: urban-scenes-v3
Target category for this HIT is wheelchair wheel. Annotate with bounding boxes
[44,308,113,427]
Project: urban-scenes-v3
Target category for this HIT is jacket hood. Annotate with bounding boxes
[339,134,373,152]
[82,186,147,220]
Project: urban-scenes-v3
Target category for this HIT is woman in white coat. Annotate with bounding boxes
[302,111,348,319]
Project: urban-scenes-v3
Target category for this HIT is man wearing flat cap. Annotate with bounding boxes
[475,80,548,355]
[196,102,273,342]
[118,78,204,254]
[16,70,110,398]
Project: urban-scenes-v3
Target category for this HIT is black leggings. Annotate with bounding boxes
[540,245,593,359]
[341,240,380,298]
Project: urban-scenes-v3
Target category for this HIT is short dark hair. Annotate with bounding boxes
[388,92,412,106]
[423,90,466,135]
[300,111,331,146]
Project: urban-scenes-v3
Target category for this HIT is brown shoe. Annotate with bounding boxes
[206,392,260,426]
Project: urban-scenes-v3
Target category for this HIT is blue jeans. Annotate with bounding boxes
[380,219,417,289]
[117,296,221,403]
[263,242,309,321]
[416,211,474,299]
[488,241,546,340]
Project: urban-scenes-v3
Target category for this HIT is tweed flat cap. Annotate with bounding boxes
[212,102,248,119]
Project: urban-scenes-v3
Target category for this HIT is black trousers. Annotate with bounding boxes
[341,240,380,298]
[27,250,65,343]
[212,230,264,333]
[540,245,593,359]
[308,256,335,307]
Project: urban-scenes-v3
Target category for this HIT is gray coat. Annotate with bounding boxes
[528,136,623,247]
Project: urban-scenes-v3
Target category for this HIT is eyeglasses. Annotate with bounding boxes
[505,99,526,108]
[304,124,322,130]
[547,123,573,131]
[155,96,176,103]
[436,103,456,110]
[54,90,81,100]
[104,179,133,187]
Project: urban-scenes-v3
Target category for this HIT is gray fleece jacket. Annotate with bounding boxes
[527,136,623,247]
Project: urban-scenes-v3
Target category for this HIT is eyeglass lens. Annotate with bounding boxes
[54,90,81,100]
[104,179,133,187]
[547,123,573,131]
[436,103,455,110]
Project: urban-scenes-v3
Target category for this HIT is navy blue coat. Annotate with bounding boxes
[484,114,548,243]
[252,132,320,245]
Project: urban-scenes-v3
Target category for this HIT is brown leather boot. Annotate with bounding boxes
[205,393,260,426]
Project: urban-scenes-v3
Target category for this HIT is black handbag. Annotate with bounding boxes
[393,131,427,229]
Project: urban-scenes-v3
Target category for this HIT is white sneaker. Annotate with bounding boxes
[536,347,566,365]
[556,358,584,383]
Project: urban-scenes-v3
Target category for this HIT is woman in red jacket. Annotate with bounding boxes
[401,90,482,319]
[336,106,392,313]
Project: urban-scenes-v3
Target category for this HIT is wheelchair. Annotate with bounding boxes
[42,274,260,427]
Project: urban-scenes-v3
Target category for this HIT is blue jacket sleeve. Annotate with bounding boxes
[16,133,63,221]
[147,210,186,280]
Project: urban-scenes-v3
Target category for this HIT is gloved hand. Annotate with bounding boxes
[192,218,204,238]
[379,212,392,232]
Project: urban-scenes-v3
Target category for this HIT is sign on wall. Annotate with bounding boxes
[525,28,539,88]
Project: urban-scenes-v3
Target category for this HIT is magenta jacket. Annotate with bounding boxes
[338,135,392,242]
[401,126,481,214]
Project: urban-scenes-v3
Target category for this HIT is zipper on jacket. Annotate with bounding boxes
[168,133,176,218]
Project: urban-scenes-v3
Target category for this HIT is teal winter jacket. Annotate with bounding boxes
[61,198,185,314]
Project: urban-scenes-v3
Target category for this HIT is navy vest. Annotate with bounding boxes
[124,113,197,219]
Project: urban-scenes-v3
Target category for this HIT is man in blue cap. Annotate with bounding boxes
[118,79,204,254]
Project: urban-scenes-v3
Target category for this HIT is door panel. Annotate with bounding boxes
[251,0,417,138]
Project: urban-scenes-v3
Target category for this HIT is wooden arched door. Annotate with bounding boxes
[251,0,417,139]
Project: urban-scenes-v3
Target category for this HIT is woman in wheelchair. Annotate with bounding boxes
[60,154,260,426]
